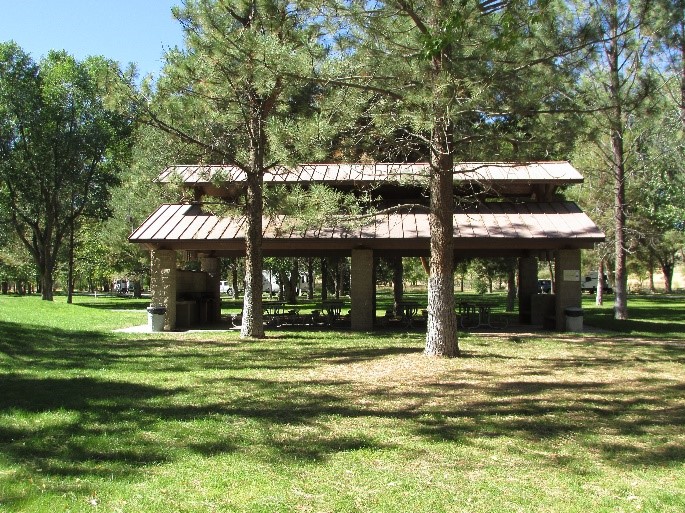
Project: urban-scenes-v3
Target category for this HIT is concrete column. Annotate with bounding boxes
[518,256,538,324]
[351,249,374,331]
[150,249,177,330]
[200,255,221,323]
[554,249,582,331]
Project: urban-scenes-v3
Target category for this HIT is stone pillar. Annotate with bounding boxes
[351,248,374,331]
[150,249,177,330]
[554,249,582,331]
[518,256,538,324]
[200,255,221,323]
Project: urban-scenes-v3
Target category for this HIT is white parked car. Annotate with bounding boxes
[219,273,280,296]
[581,272,613,294]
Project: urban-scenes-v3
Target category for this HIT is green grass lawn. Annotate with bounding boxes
[1,293,684,512]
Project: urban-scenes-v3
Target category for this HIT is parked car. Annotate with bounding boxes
[262,271,280,295]
[113,279,129,294]
[537,279,552,293]
[220,281,232,295]
[219,272,280,296]
[581,272,613,294]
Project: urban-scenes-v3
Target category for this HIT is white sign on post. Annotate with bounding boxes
[563,270,580,282]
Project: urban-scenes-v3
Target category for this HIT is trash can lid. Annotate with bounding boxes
[147,306,167,314]
[564,307,583,317]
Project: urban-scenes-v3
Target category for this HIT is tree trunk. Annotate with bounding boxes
[424,3,458,356]
[506,267,516,312]
[648,256,656,293]
[241,168,265,338]
[132,280,142,298]
[40,272,54,301]
[425,155,458,356]
[38,248,55,301]
[606,0,628,320]
[334,257,342,299]
[67,217,75,304]
[240,107,266,338]
[307,257,314,300]
[679,1,685,129]
[321,258,328,301]
[425,115,458,355]
[232,265,240,299]
[287,259,299,303]
[661,261,674,293]
[596,259,604,306]
[420,256,430,274]
[388,256,404,314]
[278,270,287,301]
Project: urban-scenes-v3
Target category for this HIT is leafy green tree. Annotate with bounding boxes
[145,0,332,338]
[647,0,685,126]
[103,125,191,297]
[0,231,36,294]
[0,43,134,300]
[632,101,685,292]
[72,221,117,293]
[572,0,655,318]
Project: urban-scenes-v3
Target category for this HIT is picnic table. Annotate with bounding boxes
[263,301,286,326]
[396,301,421,327]
[458,302,494,329]
[263,301,286,316]
[321,300,344,326]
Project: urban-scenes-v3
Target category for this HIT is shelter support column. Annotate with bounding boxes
[151,249,177,330]
[554,250,582,330]
[351,248,374,331]
[518,256,538,324]
[200,255,221,323]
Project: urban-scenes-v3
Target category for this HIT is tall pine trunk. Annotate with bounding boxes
[608,0,628,320]
[240,106,266,339]
[425,147,458,356]
[307,257,314,300]
[241,167,265,338]
[321,258,328,301]
[424,0,458,357]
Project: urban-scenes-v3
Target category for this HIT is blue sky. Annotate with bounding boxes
[0,1,185,79]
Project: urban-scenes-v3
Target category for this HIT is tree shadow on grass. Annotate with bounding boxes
[2,318,685,486]
[2,368,683,484]
[0,375,179,477]
[0,373,397,481]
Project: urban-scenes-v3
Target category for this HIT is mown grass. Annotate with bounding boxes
[0,293,684,512]
[583,294,685,339]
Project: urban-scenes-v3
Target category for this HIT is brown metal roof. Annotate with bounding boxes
[158,161,583,187]
[130,201,604,257]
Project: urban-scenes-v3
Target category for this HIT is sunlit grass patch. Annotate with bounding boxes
[1,293,684,512]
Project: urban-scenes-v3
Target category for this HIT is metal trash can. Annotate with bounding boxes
[147,305,167,332]
[564,307,583,332]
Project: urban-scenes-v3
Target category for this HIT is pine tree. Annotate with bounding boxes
[334,0,591,355]
[145,0,330,338]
